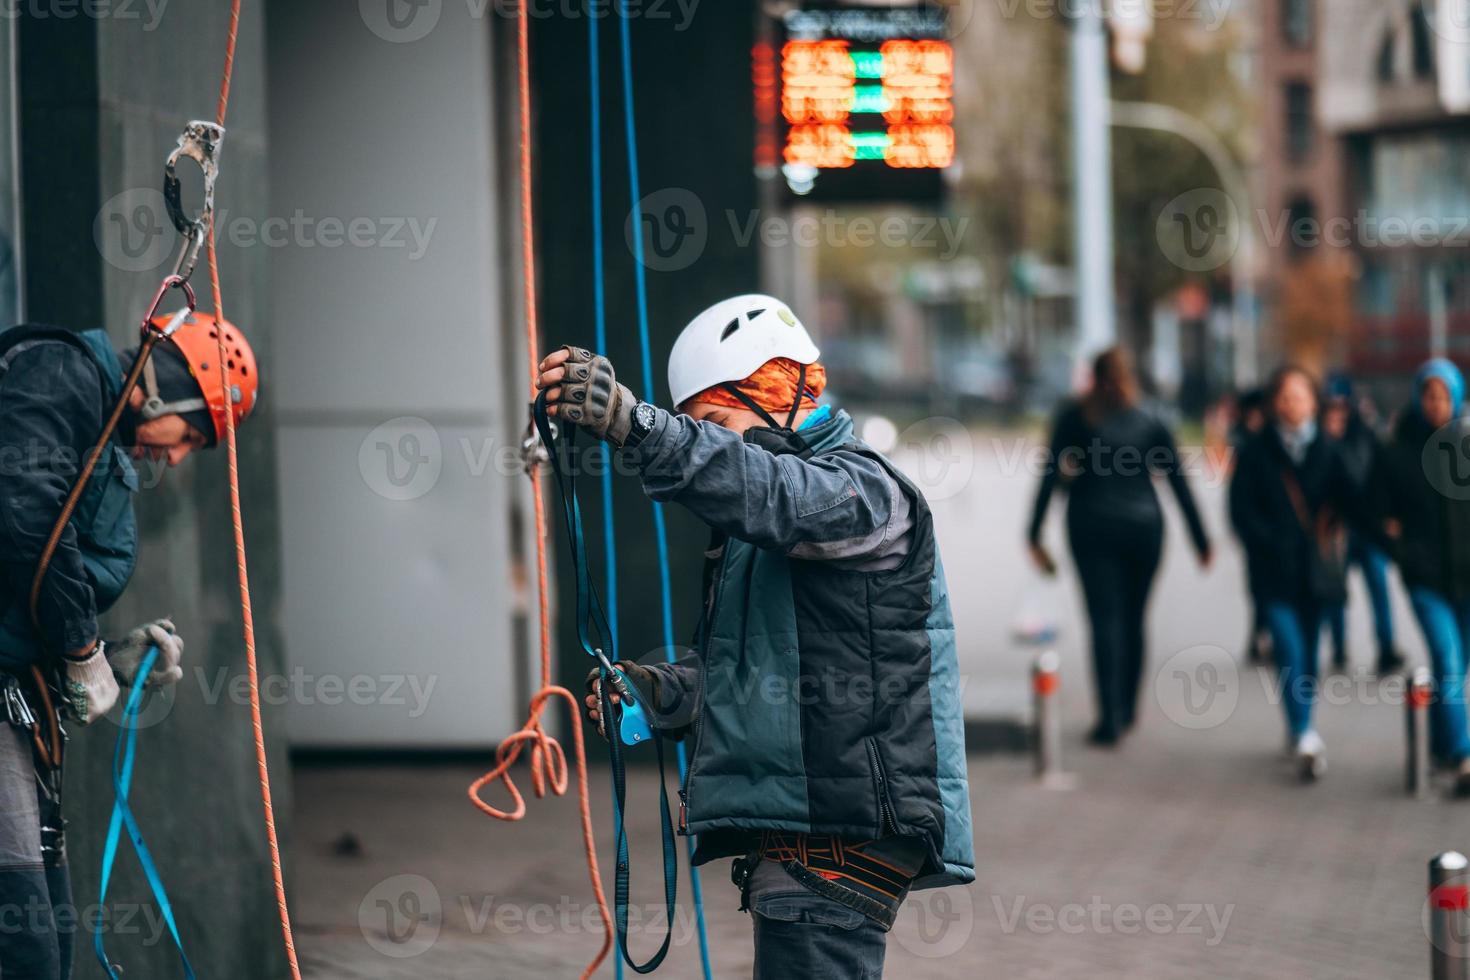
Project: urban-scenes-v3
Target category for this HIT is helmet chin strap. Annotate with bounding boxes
[138,346,208,422]
[719,363,810,432]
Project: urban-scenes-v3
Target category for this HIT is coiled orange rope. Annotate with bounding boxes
[204,2,303,977]
[465,5,613,978]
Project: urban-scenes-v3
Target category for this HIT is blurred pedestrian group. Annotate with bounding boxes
[1029,347,1470,794]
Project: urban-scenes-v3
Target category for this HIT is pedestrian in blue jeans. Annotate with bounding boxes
[1374,359,1470,795]
[1321,374,1405,675]
[1230,367,1360,781]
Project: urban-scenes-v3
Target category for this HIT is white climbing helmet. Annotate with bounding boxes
[666,294,820,407]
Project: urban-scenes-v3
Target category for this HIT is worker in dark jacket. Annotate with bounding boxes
[1374,358,1470,795]
[1229,365,1358,781]
[1321,373,1403,675]
[1028,347,1212,746]
[539,295,973,980]
[0,314,257,979]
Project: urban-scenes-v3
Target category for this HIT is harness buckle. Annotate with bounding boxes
[162,121,226,283]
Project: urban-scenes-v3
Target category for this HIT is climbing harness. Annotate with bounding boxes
[532,391,678,974]
[96,647,196,980]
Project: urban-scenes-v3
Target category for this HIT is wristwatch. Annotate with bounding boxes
[624,401,659,449]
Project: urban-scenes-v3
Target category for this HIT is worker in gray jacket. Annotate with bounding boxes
[537,294,973,979]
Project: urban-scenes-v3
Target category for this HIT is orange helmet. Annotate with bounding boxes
[141,308,259,444]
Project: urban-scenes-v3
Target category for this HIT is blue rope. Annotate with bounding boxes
[96,648,196,980]
[586,13,630,980]
[616,5,712,978]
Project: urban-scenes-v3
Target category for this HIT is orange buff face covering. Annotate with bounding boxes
[686,357,827,416]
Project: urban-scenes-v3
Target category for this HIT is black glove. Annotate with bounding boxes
[583,662,660,741]
[556,347,637,446]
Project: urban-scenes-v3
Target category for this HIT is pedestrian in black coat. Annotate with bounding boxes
[1029,347,1212,747]
[1229,366,1359,781]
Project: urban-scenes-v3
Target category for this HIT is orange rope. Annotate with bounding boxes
[466,5,613,978]
[204,2,302,978]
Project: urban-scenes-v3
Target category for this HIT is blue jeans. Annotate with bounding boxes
[1264,600,1324,738]
[1407,587,1470,763]
[748,858,888,979]
[1327,537,1396,662]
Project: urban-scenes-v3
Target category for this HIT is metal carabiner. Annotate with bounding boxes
[139,274,198,338]
[162,121,226,281]
[520,413,553,474]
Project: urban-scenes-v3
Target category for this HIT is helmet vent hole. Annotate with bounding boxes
[228,359,236,369]
[208,330,218,338]
[746,308,766,320]
[720,319,741,342]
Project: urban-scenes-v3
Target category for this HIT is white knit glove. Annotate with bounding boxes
[62,644,120,725]
[110,619,185,689]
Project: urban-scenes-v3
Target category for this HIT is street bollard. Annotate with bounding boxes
[1408,667,1434,800]
[1429,851,1470,980]
[1033,651,1062,781]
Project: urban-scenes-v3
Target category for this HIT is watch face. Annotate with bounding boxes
[635,402,657,432]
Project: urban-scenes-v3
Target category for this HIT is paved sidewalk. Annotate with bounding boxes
[292,442,1470,978]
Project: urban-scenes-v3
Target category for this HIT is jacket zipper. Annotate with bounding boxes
[866,737,899,837]
[680,543,732,835]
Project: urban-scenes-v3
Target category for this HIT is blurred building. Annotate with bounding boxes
[1257,0,1470,387]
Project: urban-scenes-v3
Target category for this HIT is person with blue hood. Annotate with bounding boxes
[1373,358,1470,796]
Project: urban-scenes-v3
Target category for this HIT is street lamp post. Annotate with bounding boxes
[1068,3,1117,362]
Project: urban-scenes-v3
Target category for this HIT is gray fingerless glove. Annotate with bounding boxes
[557,346,637,447]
